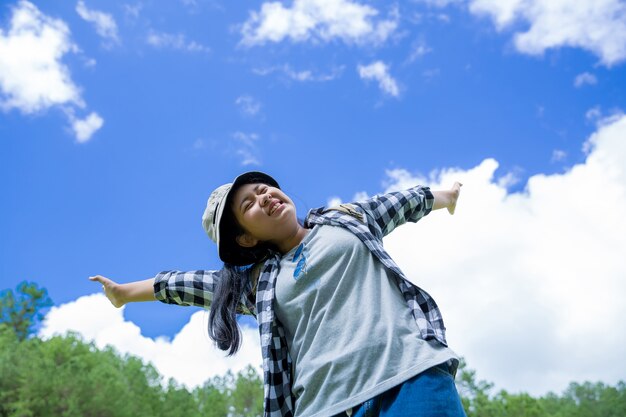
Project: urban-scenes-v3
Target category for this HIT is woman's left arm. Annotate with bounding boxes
[353,181,463,239]
[431,181,463,215]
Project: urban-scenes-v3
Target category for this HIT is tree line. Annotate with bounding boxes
[1,282,624,417]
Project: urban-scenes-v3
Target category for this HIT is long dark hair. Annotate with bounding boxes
[208,263,247,355]
[207,185,275,356]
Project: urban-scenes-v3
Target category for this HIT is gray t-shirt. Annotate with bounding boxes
[274,224,457,417]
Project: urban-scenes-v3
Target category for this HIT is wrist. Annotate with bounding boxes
[432,190,452,211]
[112,283,128,307]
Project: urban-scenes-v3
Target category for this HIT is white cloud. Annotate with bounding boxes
[83,57,97,68]
[253,64,344,82]
[585,106,602,122]
[468,0,626,66]
[327,196,342,207]
[235,95,262,116]
[574,72,598,88]
[551,149,567,162]
[410,11,452,24]
[325,191,370,207]
[123,3,142,19]
[39,294,262,388]
[232,131,261,166]
[147,31,210,53]
[495,167,522,188]
[584,106,624,130]
[407,40,433,62]
[381,114,626,395]
[70,111,104,143]
[416,0,463,7]
[240,0,398,46]
[186,138,219,153]
[353,191,370,201]
[76,1,120,45]
[0,1,103,141]
[357,61,400,97]
[0,1,83,114]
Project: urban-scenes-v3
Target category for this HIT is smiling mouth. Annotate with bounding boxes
[269,200,283,215]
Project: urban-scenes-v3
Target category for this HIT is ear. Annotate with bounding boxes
[236,233,259,248]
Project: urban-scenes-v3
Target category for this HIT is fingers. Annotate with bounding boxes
[89,275,102,283]
[89,275,109,287]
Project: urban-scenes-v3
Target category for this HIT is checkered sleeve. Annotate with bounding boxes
[153,269,257,315]
[354,185,434,238]
[153,270,218,308]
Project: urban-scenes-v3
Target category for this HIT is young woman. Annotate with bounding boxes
[90,171,466,417]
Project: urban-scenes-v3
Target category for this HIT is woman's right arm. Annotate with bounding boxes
[89,269,251,313]
[89,275,156,308]
[89,265,262,315]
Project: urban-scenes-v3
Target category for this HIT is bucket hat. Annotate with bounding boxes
[202,171,279,265]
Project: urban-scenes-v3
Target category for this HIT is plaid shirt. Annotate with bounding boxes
[154,185,448,417]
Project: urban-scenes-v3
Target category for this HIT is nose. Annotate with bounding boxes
[259,191,271,206]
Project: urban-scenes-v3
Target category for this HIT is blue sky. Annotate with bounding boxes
[2,0,626,395]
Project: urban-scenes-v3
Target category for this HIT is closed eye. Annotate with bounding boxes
[243,185,268,212]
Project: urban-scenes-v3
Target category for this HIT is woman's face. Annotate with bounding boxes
[230,182,298,247]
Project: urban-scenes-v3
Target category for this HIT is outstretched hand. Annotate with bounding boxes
[89,275,125,308]
[447,181,463,215]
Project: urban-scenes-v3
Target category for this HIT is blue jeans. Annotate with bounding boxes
[333,363,467,417]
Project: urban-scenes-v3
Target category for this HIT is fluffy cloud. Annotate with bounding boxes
[574,72,598,88]
[407,40,433,63]
[585,106,602,122]
[146,30,210,53]
[232,131,261,166]
[236,95,262,116]
[551,149,567,162]
[39,294,262,388]
[382,114,626,395]
[0,1,103,141]
[468,0,626,66]
[357,61,400,97]
[253,64,344,82]
[0,1,82,113]
[417,0,464,6]
[70,111,104,143]
[584,106,623,126]
[123,4,142,19]
[75,1,120,45]
[240,0,398,46]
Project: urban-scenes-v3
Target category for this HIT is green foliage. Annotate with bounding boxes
[456,358,626,417]
[0,281,53,341]
[231,365,264,417]
[0,326,163,417]
[0,325,263,417]
[195,374,231,417]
